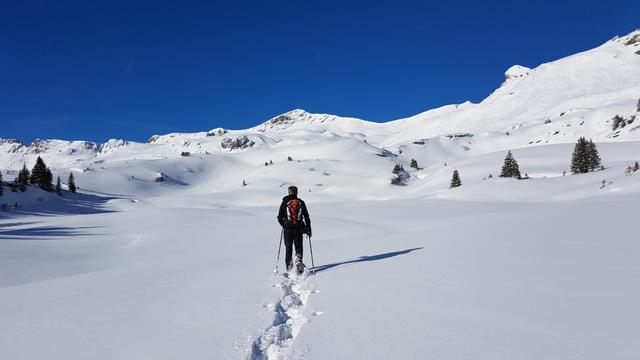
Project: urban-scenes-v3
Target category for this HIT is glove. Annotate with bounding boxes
[306,228,312,237]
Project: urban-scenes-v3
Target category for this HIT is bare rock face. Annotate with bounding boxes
[206,128,228,137]
[27,139,98,155]
[620,29,640,46]
[220,136,255,150]
[255,109,333,132]
[98,139,129,153]
[148,135,161,143]
[0,139,26,154]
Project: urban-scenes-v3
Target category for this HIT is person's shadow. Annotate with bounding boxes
[311,247,423,274]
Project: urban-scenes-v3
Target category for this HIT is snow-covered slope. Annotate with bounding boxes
[2,29,639,206]
[1,28,640,360]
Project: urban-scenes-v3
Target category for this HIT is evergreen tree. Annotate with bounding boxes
[571,137,590,174]
[391,174,405,185]
[611,115,626,130]
[0,171,3,197]
[634,161,639,173]
[16,163,30,191]
[30,156,47,186]
[68,172,77,193]
[586,139,601,171]
[42,167,53,191]
[392,164,405,173]
[450,170,462,188]
[571,137,602,174]
[56,176,62,195]
[500,151,521,178]
[410,159,418,169]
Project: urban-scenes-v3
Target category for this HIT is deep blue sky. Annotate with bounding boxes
[1,0,638,143]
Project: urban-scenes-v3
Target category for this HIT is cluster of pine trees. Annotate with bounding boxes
[625,161,640,175]
[0,156,76,197]
[29,157,54,191]
[391,164,408,185]
[570,137,601,174]
[450,150,521,188]
[448,138,604,189]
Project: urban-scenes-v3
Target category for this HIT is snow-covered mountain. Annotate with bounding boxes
[2,31,638,201]
[2,29,640,360]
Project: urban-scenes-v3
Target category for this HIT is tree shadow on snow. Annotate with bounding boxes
[0,223,105,240]
[311,247,423,274]
[2,192,121,217]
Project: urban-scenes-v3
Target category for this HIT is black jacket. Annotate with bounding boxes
[277,195,311,231]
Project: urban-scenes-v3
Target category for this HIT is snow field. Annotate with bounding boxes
[1,28,639,360]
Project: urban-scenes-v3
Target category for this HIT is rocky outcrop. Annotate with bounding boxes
[220,136,255,150]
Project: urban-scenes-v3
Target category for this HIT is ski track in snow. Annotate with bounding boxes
[249,273,315,360]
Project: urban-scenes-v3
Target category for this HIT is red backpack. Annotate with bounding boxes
[286,199,303,226]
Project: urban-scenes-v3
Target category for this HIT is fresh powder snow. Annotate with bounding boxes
[1,29,640,360]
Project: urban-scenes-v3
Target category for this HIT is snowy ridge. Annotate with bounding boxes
[2,30,638,173]
[1,29,639,207]
[251,109,378,134]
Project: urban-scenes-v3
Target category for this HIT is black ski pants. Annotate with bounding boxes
[283,228,303,268]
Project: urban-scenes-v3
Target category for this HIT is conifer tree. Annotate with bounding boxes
[392,164,405,173]
[68,172,77,193]
[42,167,53,191]
[56,176,62,195]
[30,156,47,186]
[571,137,590,174]
[450,170,462,188]
[0,171,3,197]
[410,159,418,170]
[586,139,601,171]
[571,137,602,174]
[611,115,626,130]
[500,151,521,179]
[16,163,30,191]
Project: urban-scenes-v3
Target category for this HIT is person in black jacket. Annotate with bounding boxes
[277,185,311,271]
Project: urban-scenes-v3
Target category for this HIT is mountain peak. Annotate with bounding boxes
[504,65,531,81]
[254,109,331,132]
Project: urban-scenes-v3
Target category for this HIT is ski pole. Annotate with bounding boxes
[274,228,284,274]
[308,234,316,274]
